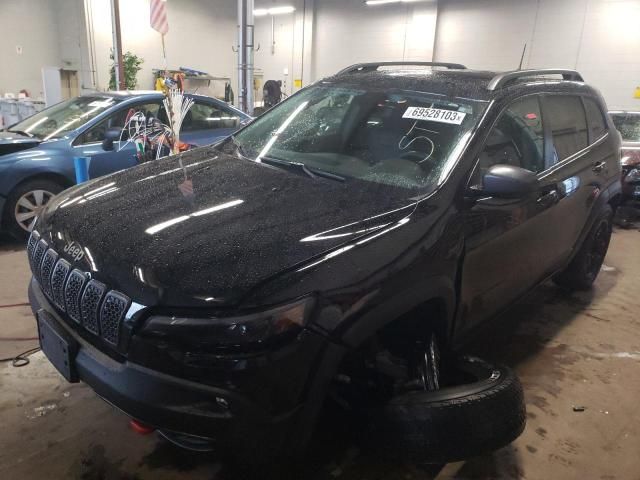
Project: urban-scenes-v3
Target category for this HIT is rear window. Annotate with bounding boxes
[542,95,589,162]
[611,113,640,142]
[583,98,607,142]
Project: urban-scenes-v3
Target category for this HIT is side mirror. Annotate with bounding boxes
[479,164,538,198]
[101,128,121,151]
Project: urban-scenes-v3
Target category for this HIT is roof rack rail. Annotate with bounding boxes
[487,69,584,91]
[337,62,467,76]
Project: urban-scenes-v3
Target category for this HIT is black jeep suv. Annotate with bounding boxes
[28,63,621,462]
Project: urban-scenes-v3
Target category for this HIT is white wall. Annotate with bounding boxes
[253,0,314,97]
[0,0,63,98]
[254,8,298,96]
[85,0,237,93]
[311,0,438,80]
[434,0,640,110]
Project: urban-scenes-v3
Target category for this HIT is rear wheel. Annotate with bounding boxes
[554,205,613,290]
[3,179,64,241]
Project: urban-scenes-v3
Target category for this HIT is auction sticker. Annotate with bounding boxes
[403,107,466,125]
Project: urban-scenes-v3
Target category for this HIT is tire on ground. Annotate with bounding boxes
[366,356,526,464]
[553,204,613,291]
[3,178,64,241]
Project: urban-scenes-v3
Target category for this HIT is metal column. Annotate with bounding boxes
[237,0,255,115]
[110,0,125,90]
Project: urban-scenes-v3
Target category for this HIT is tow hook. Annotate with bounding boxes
[129,419,156,435]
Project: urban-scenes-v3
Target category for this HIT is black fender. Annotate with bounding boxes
[336,276,457,349]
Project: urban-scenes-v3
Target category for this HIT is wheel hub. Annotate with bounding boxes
[418,334,441,392]
[14,189,54,232]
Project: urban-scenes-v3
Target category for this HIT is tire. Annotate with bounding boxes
[553,204,613,291]
[366,356,526,464]
[2,179,65,241]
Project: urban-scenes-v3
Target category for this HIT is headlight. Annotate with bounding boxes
[625,168,640,183]
[139,297,313,351]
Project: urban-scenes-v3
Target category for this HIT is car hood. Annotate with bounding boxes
[37,147,416,307]
[621,142,640,166]
[0,131,41,156]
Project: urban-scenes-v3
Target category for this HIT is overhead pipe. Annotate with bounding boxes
[110,0,125,90]
[237,0,255,115]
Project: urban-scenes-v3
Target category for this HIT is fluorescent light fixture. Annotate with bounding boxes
[365,0,428,5]
[254,6,295,16]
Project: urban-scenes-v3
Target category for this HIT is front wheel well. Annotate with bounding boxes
[331,298,451,407]
[377,298,450,356]
[13,173,73,192]
[3,173,72,215]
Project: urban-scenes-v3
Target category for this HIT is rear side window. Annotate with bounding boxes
[583,98,607,142]
[182,102,241,131]
[542,95,588,162]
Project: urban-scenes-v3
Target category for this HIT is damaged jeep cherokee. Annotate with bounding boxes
[28,63,621,462]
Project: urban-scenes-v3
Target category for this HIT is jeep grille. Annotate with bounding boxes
[28,231,130,348]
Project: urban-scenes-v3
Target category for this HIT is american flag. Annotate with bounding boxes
[150,0,169,35]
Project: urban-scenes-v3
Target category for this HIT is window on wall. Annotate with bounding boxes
[473,95,545,184]
[542,95,589,162]
[182,102,241,131]
[583,98,607,143]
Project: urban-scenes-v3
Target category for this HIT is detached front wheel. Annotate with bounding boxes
[367,356,526,464]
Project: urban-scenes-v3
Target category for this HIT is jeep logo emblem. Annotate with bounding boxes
[63,241,85,262]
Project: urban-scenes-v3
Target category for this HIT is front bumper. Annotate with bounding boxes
[29,279,331,452]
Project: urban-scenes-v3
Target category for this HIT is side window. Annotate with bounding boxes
[583,97,607,142]
[75,102,163,145]
[542,95,588,162]
[473,96,545,185]
[182,102,240,132]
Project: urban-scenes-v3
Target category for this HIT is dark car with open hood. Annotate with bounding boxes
[27,63,621,465]
[609,110,640,204]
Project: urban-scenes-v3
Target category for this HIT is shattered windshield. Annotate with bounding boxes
[229,84,487,191]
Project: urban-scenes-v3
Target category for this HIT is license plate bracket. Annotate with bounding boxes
[37,310,79,382]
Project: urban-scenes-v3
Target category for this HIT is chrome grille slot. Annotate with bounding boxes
[81,280,106,335]
[40,249,58,300]
[100,292,130,346]
[27,231,40,269]
[51,259,71,310]
[65,269,87,324]
[32,239,48,282]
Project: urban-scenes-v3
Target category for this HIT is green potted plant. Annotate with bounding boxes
[109,51,144,90]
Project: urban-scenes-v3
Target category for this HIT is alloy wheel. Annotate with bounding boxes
[585,221,611,279]
[14,189,54,232]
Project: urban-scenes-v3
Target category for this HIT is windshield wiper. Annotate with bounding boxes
[261,156,345,182]
[229,135,251,160]
[7,129,35,138]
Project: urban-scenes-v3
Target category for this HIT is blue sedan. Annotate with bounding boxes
[0,91,250,239]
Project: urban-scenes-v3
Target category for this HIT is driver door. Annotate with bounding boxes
[459,95,563,330]
[73,102,163,179]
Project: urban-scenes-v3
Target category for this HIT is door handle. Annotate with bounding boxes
[592,161,606,174]
[537,190,559,208]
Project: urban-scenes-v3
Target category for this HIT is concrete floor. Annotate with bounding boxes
[1,229,639,480]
